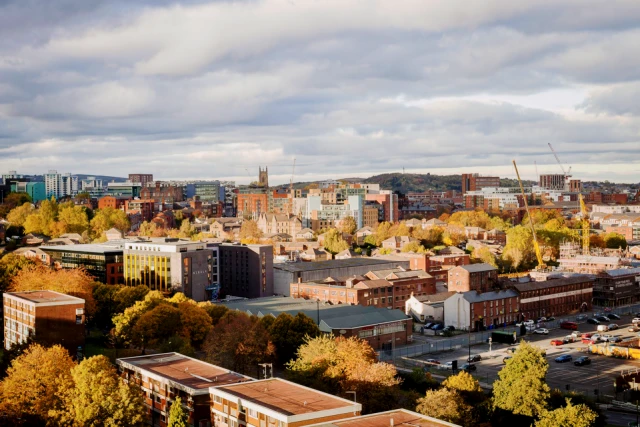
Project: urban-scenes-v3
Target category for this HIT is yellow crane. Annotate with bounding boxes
[579,193,590,255]
[513,160,546,270]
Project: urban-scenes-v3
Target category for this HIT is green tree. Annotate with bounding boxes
[604,232,627,249]
[113,285,150,313]
[338,216,357,235]
[401,240,429,253]
[323,228,350,254]
[502,225,536,270]
[51,355,146,427]
[91,283,121,329]
[198,302,230,326]
[6,202,34,228]
[90,207,130,239]
[535,398,597,427]
[492,341,550,418]
[268,312,320,365]
[0,344,75,423]
[168,396,189,427]
[131,304,182,352]
[416,387,471,425]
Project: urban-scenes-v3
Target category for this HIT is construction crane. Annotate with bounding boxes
[548,143,570,176]
[579,193,590,255]
[288,158,296,215]
[513,160,546,270]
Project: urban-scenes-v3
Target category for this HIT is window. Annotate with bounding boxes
[214,395,222,404]
[248,408,257,418]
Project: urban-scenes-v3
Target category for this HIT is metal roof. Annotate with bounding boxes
[512,275,594,292]
[462,289,518,303]
[273,258,402,273]
[40,243,124,254]
[458,263,497,273]
[600,268,640,277]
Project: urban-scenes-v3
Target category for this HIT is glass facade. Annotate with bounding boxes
[124,254,172,292]
[47,250,121,283]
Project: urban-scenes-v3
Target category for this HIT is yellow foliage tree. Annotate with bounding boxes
[416,387,471,425]
[6,202,34,227]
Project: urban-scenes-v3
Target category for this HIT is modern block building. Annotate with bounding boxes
[273,258,411,296]
[215,243,273,299]
[210,378,361,427]
[593,268,640,307]
[117,353,252,427]
[3,290,85,353]
[186,181,221,203]
[106,181,142,198]
[511,275,594,320]
[98,195,131,210]
[44,170,77,199]
[124,239,219,302]
[461,173,500,194]
[129,174,154,186]
[10,181,46,202]
[447,264,499,293]
[41,243,125,284]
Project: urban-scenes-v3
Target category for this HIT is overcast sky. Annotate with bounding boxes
[1,0,639,186]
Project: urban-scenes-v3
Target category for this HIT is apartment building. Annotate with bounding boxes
[3,290,85,353]
[215,243,273,299]
[511,275,594,320]
[305,195,364,231]
[98,195,131,210]
[41,243,124,285]
[125,199,155,222]
[124,239,219,302]
[44,170,77,199]
[210,378,361,427]
[593,268,640,307]
[461,173,500,194]
[365,192,398,223]
[539,174,567,191]
[117,353,252,427]
[448,264,499,293]
[129,174,154,186]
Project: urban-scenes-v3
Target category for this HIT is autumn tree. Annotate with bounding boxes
[442,229,466,246]
[493,341,550,418]
[394,222,411,237]
[0,192,32,218]
[6,202,34,228]
[502,225,536,270]
[472,246,497,267]
[50,355,146,427]
[55,204,90,236]
[11,266,97,316]
[416,388,471,425]
[90,207,130,239]
[23,197,59,236]
[113,291,166,345]
[178,219,196,239]
[198,302,230,326]
[177,301,213,346]
[268,312,320,365]
[203,311,275,374]
[132,304,182,352]
[401,241,429,254]
[0,344,75,423]
[323,228,350,254]
[535,398,597,427]
[374,222,393,246]
[337,216,357,235]
[239,220,263,240]
[413,226,444,247]
[0,253,36,294]
[443,371,482,394]
[168,397,189,427]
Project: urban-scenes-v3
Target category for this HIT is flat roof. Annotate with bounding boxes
[40,243,123,254]
[213,378,357,416]
[116,353,252,395]
[5,290,85,305]
[306,409,460,427]
[274,258,405,273]
[512,275,594,292]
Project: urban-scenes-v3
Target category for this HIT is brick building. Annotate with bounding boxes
[461,173,500,194]
[237,191,269,219]
[210,378,361,427]
[593,268,640,308]
[511,275,594,320]
[128,174,154,185]
[444,290,519,331]
[98,195,131,210]
[306,408,460,427]
[365,193,399,223]
[125,199,155,222]
[3,290,85,353]
[140,182,185,204]
[117,352,252,427]
[447,264,498,293]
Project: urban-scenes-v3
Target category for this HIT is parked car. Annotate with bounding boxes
[611,336,624,343]
[550,339,564,346]
[576,314,588,321]
[587,318,600,325]
[439,361,454,370]
[537,317,547,322]
[431,324,444,330]
[628,326,640,332]
[581,333,593,339]
[555,355,573,363]
[425,359,440,365]
[597,316,610,322]
[467,355,482,362]
[633,318,640,324]
[609,323,619,330]
[534,328,549,335]
[424,322,433,329]
[597,325,609,332]
[581,338,592,344]
[591,333,602,341]
[574,356,591,366]
[563,335,575,344]
[601,334,613,342]
[462,363,477,372]
[609,314,621,320]
[547,316,556,321]
[503,356,513,363]
[445,326,455,331]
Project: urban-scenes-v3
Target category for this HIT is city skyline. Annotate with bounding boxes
[1,1,640,184]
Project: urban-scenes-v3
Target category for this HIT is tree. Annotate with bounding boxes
[416,387,471,425]
[113,291,166,345]
[0,344,75,423]
[198,302,229,326]
[178,219,196,239]
[323,228,350,254]
[413,226,444,247]
[91,283,121,329]
[268,312,320,365]
[0,253,36,294]
[502,225,536,270]
[51,355,146,427]
[338,216,357,235]
[374,222,393,246]
[10,266,97,316]
[23,197,59,236]
[535,398,597,427]
[90,207,130,239]
[113,285,150,313]
[239,220,262,240]
[401,241,428,254]
[604,232,627,250]
[394,223,411,237]
[131,304,182,352]
[443,371,482,393]
[168,397,189,427]
[55,204,90,236]
[6,202,34,227]
[492,340,550,418]
[177,301,213,346]
[472,246,497,267]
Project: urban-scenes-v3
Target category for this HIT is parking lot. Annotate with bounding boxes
[411,310,640,397]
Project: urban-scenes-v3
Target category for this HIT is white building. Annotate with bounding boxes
[44,170,78,199]
[405,291,455,323]
[305,194,364,230]
[592,205,640,215]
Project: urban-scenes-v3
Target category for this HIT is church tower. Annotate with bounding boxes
[258,166,269,187]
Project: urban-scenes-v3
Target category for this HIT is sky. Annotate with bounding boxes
[1,0,640,186]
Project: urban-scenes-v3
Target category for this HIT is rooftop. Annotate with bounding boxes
[40,243,124,254]
[458,263,497,273]
[512,275,594,292]
[274,258,405,273]
[414,291,456,303]
[462,289,519,303]
[599,267,640,277]
[212,378,359,416]
[116,353,251,395]
[4,290,85,305]
[306,409,460,427]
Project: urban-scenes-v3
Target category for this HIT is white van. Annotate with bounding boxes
[597,324,609,332]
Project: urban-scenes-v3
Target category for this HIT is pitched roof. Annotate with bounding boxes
[461,289,518,303]
[414,291,456,303]
[511,275,594,292]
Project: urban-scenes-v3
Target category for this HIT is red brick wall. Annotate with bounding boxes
[35,303,85,354]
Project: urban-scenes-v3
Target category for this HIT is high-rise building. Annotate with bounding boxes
[539,174,567,191]
[128,174,154,186]
[215,243,273,299]
[461,173,500,194]
[44,170,78,199]
[185,181,221,203]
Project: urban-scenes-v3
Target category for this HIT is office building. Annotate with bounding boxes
[117,353,252,427]
[593,268,640,307]
[129,174,154,186]
[186,181,221,203]
[40,244,124,285]
[10,181,46,203]
[124,239,219,302]
[3,290,85,353]
[210,378,361,427]
[106,181,142,198]
[216,243,273,299]
[461,173,500,194]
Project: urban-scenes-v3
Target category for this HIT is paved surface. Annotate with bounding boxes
[605,408,640,427]
[410,310,640,397]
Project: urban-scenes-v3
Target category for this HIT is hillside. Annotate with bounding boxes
[363,173,461,193]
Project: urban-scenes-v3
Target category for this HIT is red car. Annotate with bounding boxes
[581,333,592,339]
[581,338,592,344]
[550,339,564,346]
